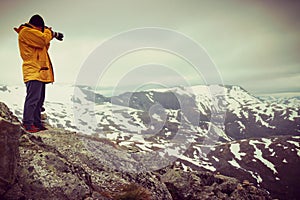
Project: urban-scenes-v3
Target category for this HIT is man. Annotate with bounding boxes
[14,14,63,133]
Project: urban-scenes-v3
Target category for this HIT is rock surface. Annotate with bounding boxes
[0,102,21,196]
[0,102,272,200]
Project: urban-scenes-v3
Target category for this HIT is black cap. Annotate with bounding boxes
[29,14,45,28]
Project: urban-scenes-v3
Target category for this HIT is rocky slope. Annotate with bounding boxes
[0,102,272,200]
[182,136,300,200]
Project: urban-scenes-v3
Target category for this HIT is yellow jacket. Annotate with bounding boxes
[14,23,54,83]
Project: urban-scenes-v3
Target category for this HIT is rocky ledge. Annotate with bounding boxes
[0,102,272,200]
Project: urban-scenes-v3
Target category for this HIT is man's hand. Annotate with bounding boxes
[53,32,64,41]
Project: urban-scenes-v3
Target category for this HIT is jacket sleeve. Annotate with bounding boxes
[19,28,53,49]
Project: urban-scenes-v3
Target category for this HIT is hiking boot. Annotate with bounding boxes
[35,124,47,131]
[22,124,40,133]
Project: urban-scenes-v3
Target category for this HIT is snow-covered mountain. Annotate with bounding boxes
[0,84,299,199]
[259,95,300,108]
[1,84,298,138]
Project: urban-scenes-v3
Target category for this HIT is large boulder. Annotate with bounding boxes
[0,103,21,196]
[3,129,173,200]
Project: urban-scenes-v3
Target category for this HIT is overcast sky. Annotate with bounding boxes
[1,0,299,96]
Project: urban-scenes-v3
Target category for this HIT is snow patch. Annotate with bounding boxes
[250,140,277,174]
[248,170,263,184]
[212,156,219,162]
[181,163,189,172]
[230,143,246,160]
[261,138,272,149]
[228,159,241,168]
[176,154,216,172]
[287,140,299,148]
[270,152,276,157]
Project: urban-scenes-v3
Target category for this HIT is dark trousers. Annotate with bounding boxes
[23,80,45,126]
